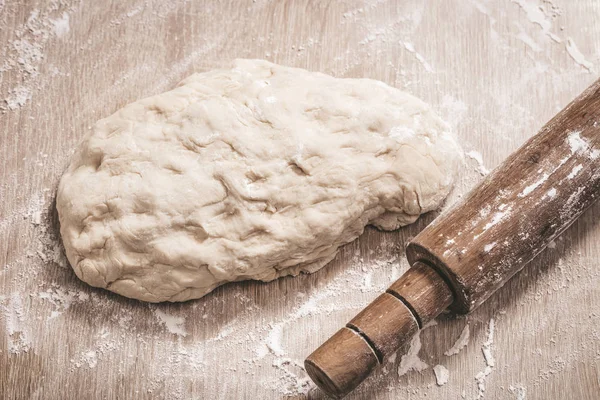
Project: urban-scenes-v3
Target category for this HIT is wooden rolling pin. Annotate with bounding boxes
[305,78,600,398]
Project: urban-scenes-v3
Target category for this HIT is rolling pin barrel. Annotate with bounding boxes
[410,78,600,312]
[306,79,600,399]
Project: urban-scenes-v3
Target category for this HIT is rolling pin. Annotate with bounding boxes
[305,78,600,398]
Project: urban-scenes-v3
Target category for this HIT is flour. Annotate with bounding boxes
[253,250,406,395]
[1,4,74,111]
[508,384,527,400]
[567,164,583,180]
[2,1,599,399]
[564,131,599,162]
[433,364,449,386]
[109,2,147,26]
[38,286,89,320]
[567,131,588,154]
[270,358,314,396]
[154,309,188,337]
[398,333,429,376]
[518,173,549,197]
[513,0,550,32]
[439,95,468,128]
[512,0,561,42]
[69,328,120,370]
[4,85,31,110]
[466,151,490,176]
[475,318,496,399]
[445,324,470,356]
[544,188,557,198]
[473,207,513,241]
[402,41,434,73]
[516,30,542,52]
[2,292,31,353]
[565,38,594,72]
[484,242,497,253]
[51,13,70,38]
[468,0,506,47]
[266,324,284,356]
[81,350,98,368]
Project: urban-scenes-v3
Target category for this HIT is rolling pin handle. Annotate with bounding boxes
[387,261,455,328]
[305,261,453,398]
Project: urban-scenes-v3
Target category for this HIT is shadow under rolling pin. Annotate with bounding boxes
[305,78,600,399]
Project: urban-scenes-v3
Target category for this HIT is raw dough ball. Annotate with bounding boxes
[57,59,461,302]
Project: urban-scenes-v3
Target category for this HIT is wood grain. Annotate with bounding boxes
[387,260,454,327]
[1,1,599,399]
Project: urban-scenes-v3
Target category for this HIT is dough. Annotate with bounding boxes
[57,59,461,302]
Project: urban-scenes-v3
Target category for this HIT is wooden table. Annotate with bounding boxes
[1,1,599,399]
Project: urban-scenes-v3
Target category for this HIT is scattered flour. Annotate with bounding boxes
[518,173,549,198]
[484,242,497,253]
[266,323,284,356]
[512,0,561,42]
[398,332,429,376]
[475,318,496,399]
[516,30,542,52]
[271,358,314,396]
[4,86,31,110]
[445,324,471,356]
[466,150,490,175]
[2,292,31,353]
[51,13,70,38]
[69,328,119,370]
[433,364,449,386]
[402,41,434,73]
[154,309,188,337]
[567,164,583,180]
[565,131,599,160]
[81,350,98,368]
[38,286,90,320]
[1,2,598,399]
[1,4,74,111]
[567,131,588,154]
[509,383,527,400]
[474,206,513,240]
[439,94,468,128]
[512,0,549,31]
[565,38,594,72]
[545,188,557,198]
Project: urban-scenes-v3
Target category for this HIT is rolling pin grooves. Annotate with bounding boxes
[305,262,453,398]
[344,324,384,364]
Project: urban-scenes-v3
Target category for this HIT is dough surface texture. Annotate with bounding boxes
[57,59,461,302]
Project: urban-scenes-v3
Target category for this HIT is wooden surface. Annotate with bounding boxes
[1,1,599,399]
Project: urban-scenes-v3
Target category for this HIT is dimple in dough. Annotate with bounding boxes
[57,59,461,302]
